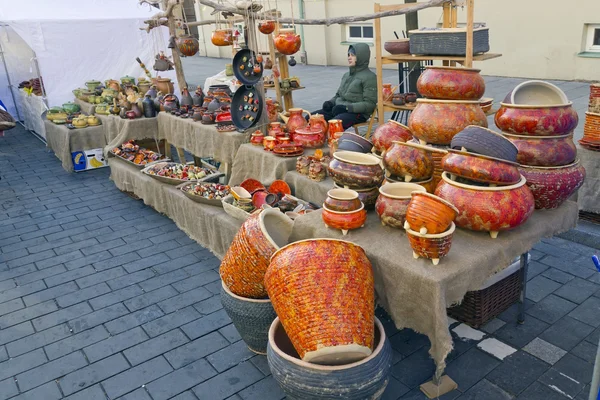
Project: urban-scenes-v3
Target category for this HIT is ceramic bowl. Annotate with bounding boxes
[322,204,367,235]
[518,161,586,210]
[383,141,434,182]
[510,80,568,105]
[231,186,252,201]
[416,66,485,100]
[406,222,455,265]
[502,133,576,167]
[328,151,384,190]
[450,125,518,162]
[336,132,374,154]
[324,188,362,212]
[441,149,521,186]
[333,183,379,210]
[375,183,426,229]
[435,172,535,238]
[384,39,410,54]
[494,103,578,136]
[291,127,325,149]
[404,192,458,235]
[371,120,413,155]
[384,176,436,194]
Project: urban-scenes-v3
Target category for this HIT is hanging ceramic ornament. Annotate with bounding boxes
[288,56,297,67]
[176,35,200,57]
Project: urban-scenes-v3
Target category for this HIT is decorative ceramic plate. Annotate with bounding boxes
[268,180,292,196]
[240,178,266,194]
[273,150,304,158]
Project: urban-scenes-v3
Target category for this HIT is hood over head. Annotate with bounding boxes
[348,43,371,72]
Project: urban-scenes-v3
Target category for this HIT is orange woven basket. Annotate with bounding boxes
[220,209,293,299]
[265,239,375,365]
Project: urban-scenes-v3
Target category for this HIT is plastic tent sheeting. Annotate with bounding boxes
[0,0,178,133]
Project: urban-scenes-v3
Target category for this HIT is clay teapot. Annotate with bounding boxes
[87,115,100,126]
[105,79,121,91]
[286,108,310,135]
[274,29,302,55]
[309,114,328,136]
[120,75,135,85]
[72,116,88,128]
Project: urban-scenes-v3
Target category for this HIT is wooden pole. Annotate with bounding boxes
[164,0,188,91]
[374,3,384,127]
[465,0,474,68]
[405,0,420,94]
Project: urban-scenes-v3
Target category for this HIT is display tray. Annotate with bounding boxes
[221,192,318,222]
[141,161,224,185]
[108,139,169,169]
[178,182,230,207]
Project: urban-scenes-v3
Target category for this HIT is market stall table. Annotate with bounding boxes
[44,120,106,172]
[74,98,96,115]
[108,157,242,258]
[284,171,332,206]
[98,114,159,153]
[577,146,600,214]
[289,202,578,384]
[229,144,329,186]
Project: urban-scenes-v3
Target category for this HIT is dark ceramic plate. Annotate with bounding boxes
[233,49,264,86]
[231,85,263,131]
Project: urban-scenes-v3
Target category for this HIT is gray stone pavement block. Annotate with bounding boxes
[118,388,153,400]
[569,296,600,327]
[105,305,165,335]
[571,340,598,364]
[539,255,595,279]
[84,327,149,363]
[399,387,461,399]
[527,261,550,281]
[538,316,595,351]
[0,298,25,316]
[171,270,220,293]
[538,368,586,399]
[238,376,286,400]
[390,330,430,357]
[6,323,71,357]
[138,269,189,292]
[34,250,83,271]
[0,378,19,400]
[391,346,436,388]
[381,375,410,400]
[63,384,107,400]
[542,268,576,284]
[90,285,145,310]
[142,306,201,338]
[554,277,600,304]
[11,381,62,400]
[526,276,562,302]
[249,355,270,376]
[457,379,513,400]
[58,353,130,396]
[146,359,217,400]
[124,286,179,312]
[194,295,223,316]
[525,294,578,324]
[56,282,111,308]
[44,265,96,288]
[495,316,550,348]
[68,303,129,333]
[109,238,154,257]
[192,361,264,400]
[486,350,549,396]
[164,331,230,369]
[106,269,155,291]
[0,279,15,292]
[207,340,255,373]
[181,309,231,340]
[444,347,501,392]
[0,300,58,329]
[76,266,128,288]
[0,235,47,254]
[136,240,182,258]
[553,353,594,385]
[151,254,199,275]
[122,252,170,274]
[93,251,140,272]
[45,325,110,360]
[0,322,35,346]
[16,350,88,392]
[123,329,189,366]
[63,250,112,271]
[171,391,200,400]
[0,346,7,362]
[516,381,577,400]
[158,287,213,314]
[0,280,46,304]
[524,337,567,365]
[0,263,37,283]
[101,356,173,399]
[219,323,242,344]
[22,281,79,306]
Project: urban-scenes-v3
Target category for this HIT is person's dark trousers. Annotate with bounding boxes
[310,109,368,131]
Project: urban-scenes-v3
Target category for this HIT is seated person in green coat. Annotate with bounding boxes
[310,43,377,130]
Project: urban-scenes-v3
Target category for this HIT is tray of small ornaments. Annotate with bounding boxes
[221,178,319,221]
[215,111,236,133]
[178,182,231,207]
[141,161,224,185]
[109,140,168,169]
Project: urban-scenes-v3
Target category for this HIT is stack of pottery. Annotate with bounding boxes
[328,151,384,211]
[219,209,294,354]
[494,80,585,209]
[265,239,392,399]
[403,192,458,265]
[375,182,425,229]
[371,120,413,156]
[322,188,367,235]
[382,141,444,193]
[579,84,600,151]
[334,132,374,154]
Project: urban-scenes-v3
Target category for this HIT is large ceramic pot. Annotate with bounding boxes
[510,80,568,105]
[502,133,576,167]
[406,222,455,265]
[274,29,302,55]
[291,127,325,149]
[153,77,175,95]
[416,66,485,100]
[219,209,294,298]
[62,102,80,114]
[211,29,233,46]
[334,183,379,210]
[441,149,521,185]
[409,99,488,145]
[265,239,375,364]
[267,317,392,400]
[371,120,413,155]
[177,35,200,56]
[518,161,585,210]
[383,141,434,182]
[450,125,519,162]
[435,172,535,238]
[322,204,367,235]
[286,108,310,134]
[324,188,362,212]
[384,176,436,194]
[404,192,458,235]
[375,183,426,229]
[328,151,384,189]
[494,103,578,136]
[221,282,276,354]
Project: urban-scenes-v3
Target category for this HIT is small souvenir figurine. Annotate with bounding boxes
[308,159,327,182]
[296,155,311,175]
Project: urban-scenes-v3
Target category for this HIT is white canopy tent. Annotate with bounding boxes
[0,0,178,139]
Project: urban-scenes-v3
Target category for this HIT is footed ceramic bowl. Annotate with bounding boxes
[383,141,434,182]
[375,183,426,229]
[405,222,455,265]
[328,151,384,190]
[441,149,521,186]
[324,188,362,212]
[502,132,576,167]
[322,204,367,236]
[518,161,585,210]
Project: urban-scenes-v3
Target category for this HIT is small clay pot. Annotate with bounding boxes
[328,151,384,190]
[324,188,362,212]
[333,183,379,211]
[404,192,459,235]
[322,204,367,236]
[375,183,426,229]
[406,222,455,265]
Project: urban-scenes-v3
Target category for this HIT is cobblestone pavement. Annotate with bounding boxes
[0,59,598,399]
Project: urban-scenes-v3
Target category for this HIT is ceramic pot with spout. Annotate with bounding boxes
[286,108,310,134]
[309,114,328,136]
[193,87,204,106]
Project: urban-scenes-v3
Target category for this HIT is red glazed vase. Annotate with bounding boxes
[177,35,200,57]
[405,192,458,235]
[266,98,279,123]
[518,161,586,209]
[328,151,384,189]
[264,239,374,364]
[327,119,344,152]
[286,108,309,134]
[408,99,488,145]
[322,205,367,235]
[382,84,393,102]
[494,103,579,136]
[383,141,434,182]
[371,120,413,155]
[502,133,577,167]
[291,127,325,149]
[417,66,485,100]
[219,209,293,298]
[406,222,455,265]
[435,172,535,238]
[258,20,276,35]
[274,29,302,55]
[375,183,426,229]
[441,149,521,185]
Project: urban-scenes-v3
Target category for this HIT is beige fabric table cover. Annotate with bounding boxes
[45,120,107,172]
[74,98,96,115]
[290,202,578,376]
[108,158,242,258]
[157,113,249,165]
[229,144,329,186]
[99,115,160,154]
[284,171,333,206]
[578,146,600,214]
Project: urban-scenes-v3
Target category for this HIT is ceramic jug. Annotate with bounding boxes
[309,114,328,136]
[142,95,156,118]
[286,108,310,135]
[193,87,204,106]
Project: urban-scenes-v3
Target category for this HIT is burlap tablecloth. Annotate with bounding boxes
[284,171,333,206]
[74,98,96,115]
[45,120,107,172]
[98,115,160,154]
[157,113,249,165]
[229,144,329,186]
[290,202,578,376]
[578,146,600,214]
[108,158,242,258]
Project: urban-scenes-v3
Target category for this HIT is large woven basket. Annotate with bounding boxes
[219,208,293,299]
[409,26,490,56]
[265,239,375,365]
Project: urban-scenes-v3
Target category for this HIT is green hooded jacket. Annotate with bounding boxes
[329,43,378,115]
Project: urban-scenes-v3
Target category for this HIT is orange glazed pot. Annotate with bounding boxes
[375,183,426,229]
[328,151,384,189]
[371,120,413,155]
[383,141,434,182]
[324,188,362,212]
[408,99,488,145]
[309,114,328,136]
[286,108,309,134]
[417,66,485,100]
[322,204,367,235]
[441,149,521,186]
[265,239,375,364]
[435,172,535,238]
[219,209,293,298]
[519,161,585,210]
[404,192,458,235]
[502,133,577,167]
[274,29,302,55]
[291,127,325,149]
[211,29,233,46]
[406,222,455,265]
[258,20,276,34]
[494,103,579,136]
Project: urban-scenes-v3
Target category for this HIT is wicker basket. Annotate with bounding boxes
[447,260,522,328]
[409,26,490,56]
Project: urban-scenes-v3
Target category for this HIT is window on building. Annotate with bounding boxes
[346,24,374,42]
[585,24,600,52]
